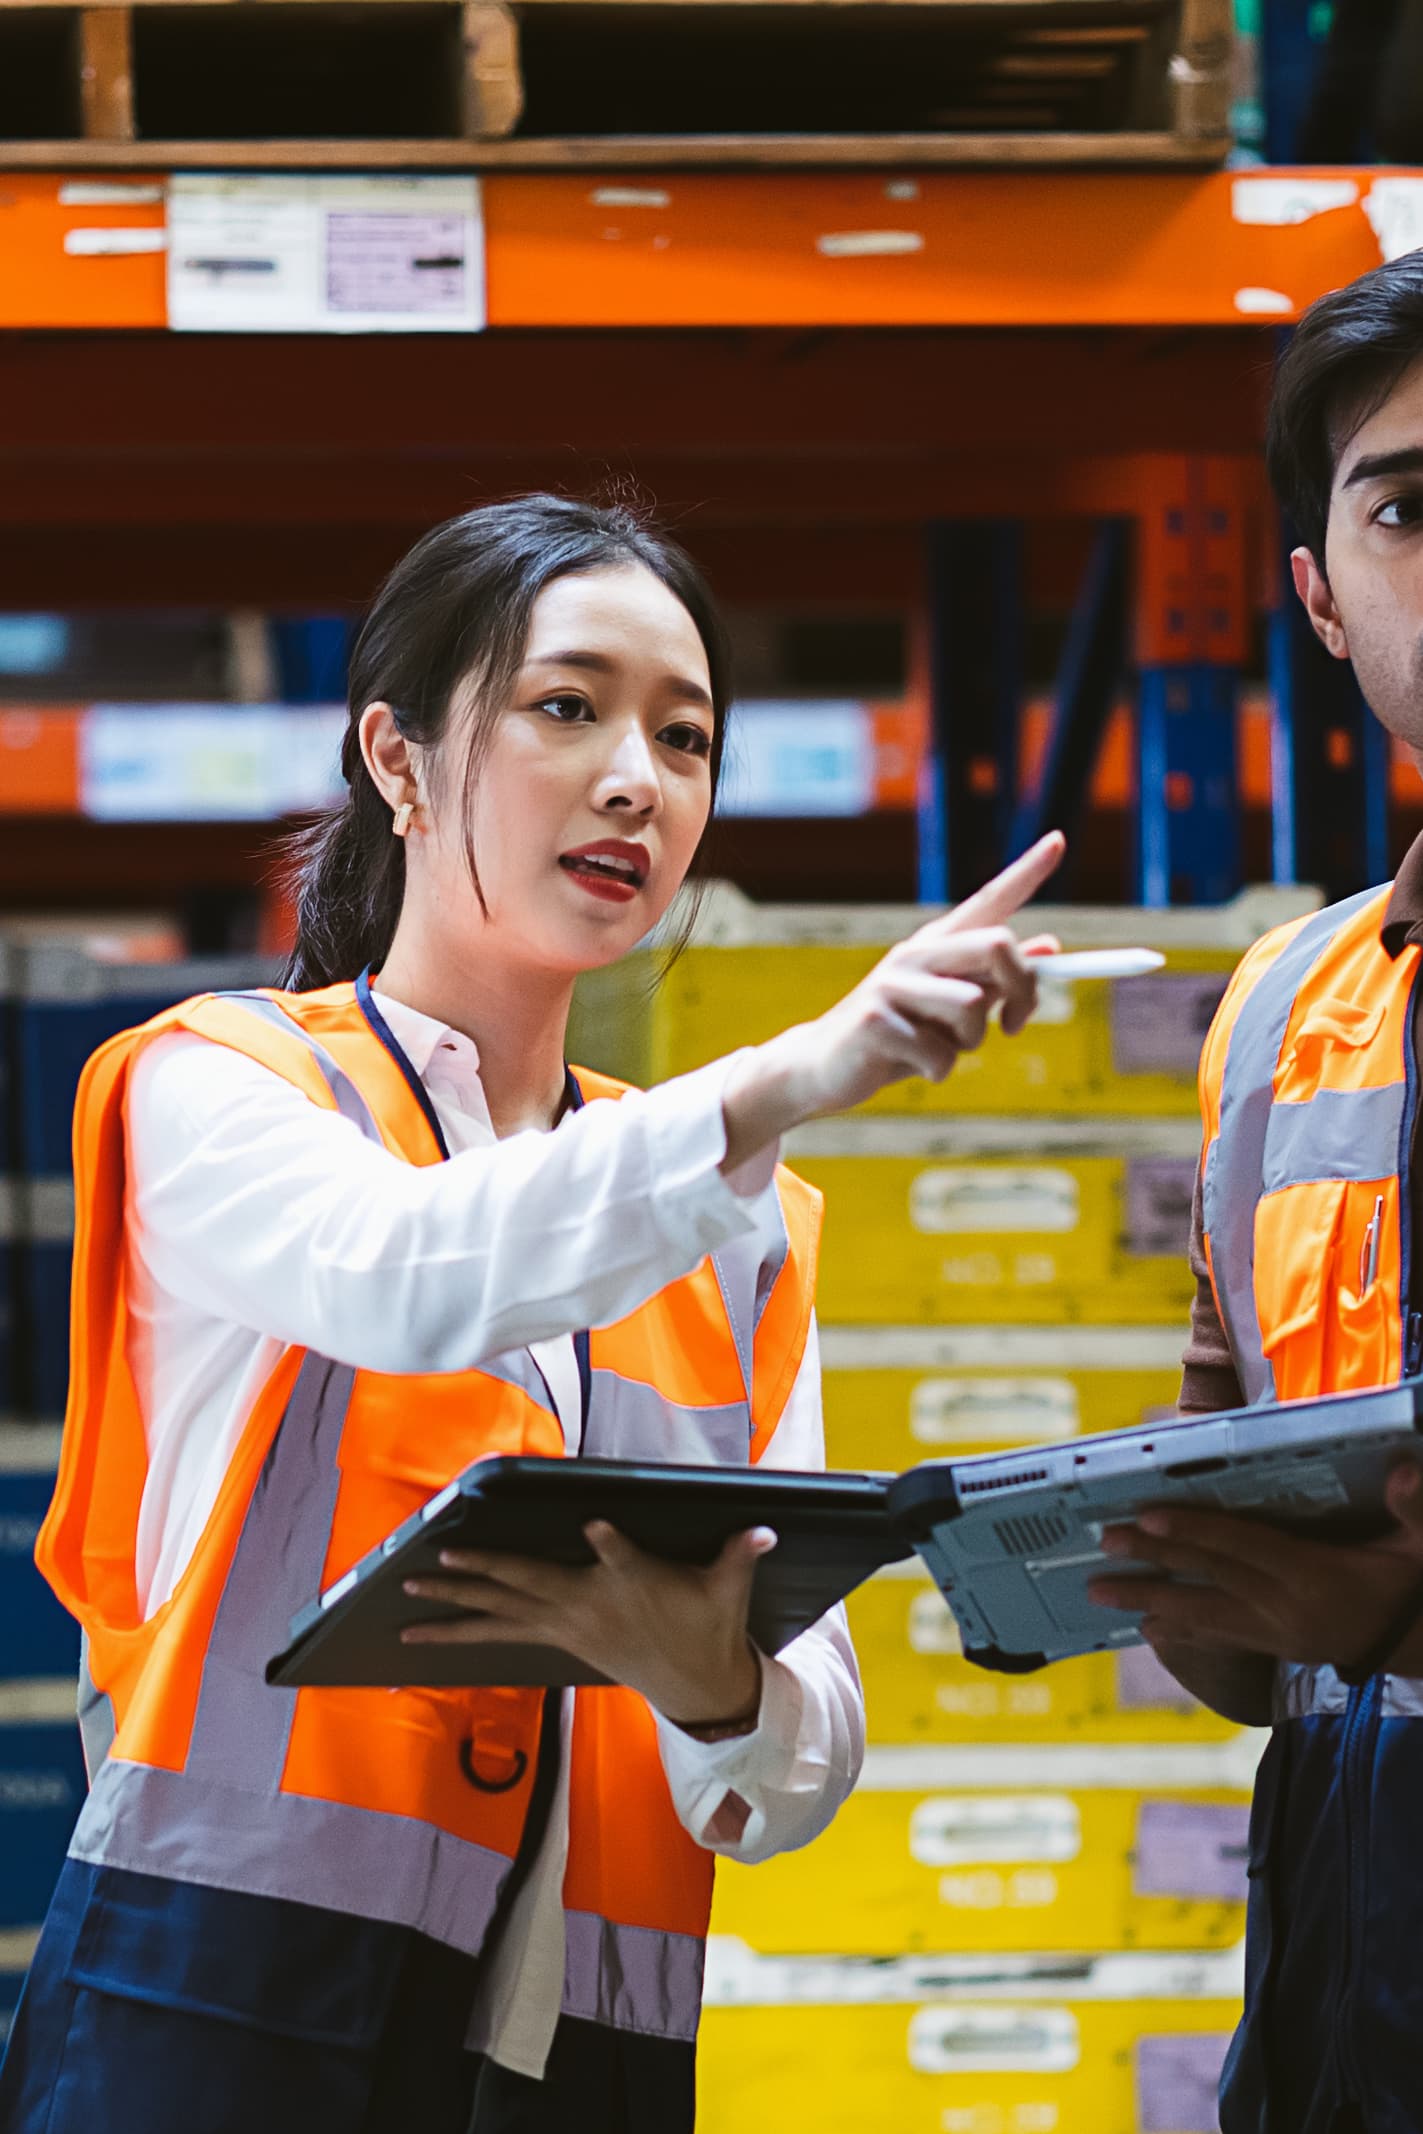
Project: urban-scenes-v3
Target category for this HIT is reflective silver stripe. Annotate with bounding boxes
[561,1908,705,2042]
[70,1757,513,1952]
[587,1372,751,1465]
[185,1351,353,1788]
[710,1238,756,1408]
[217,993,383,1140]
[1204,889,1384,1404]
[1261,1082,1407,1196]
[77,1634,115,1783]
[1275,1660,1423,1720]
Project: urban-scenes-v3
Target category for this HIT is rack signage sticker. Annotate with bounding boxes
[167,176,485,334]
[80,706,345,820]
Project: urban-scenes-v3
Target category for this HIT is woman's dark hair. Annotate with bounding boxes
[281,493,731,989]
[1267,250,1423,565]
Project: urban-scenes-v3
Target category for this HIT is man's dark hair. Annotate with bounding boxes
[1267,249,1423,563]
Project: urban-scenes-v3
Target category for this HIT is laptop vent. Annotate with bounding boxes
[960,1467,1050,1496]
[993,1511,1071,1557]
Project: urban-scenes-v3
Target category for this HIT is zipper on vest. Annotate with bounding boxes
[1334,1673,1383,2109]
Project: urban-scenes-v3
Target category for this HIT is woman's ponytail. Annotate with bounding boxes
[280,733,405,990]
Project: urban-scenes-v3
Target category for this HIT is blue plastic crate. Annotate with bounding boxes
[0,1431,78,1681]
[14,948,276,1179]
[16,1222,72,1431]
[1,944,18,1422]
[12,950,273,1418]
[0,1184,15,1429]
[0,1692,86,1930]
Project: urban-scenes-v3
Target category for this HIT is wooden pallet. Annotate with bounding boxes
[0,0,1233,167]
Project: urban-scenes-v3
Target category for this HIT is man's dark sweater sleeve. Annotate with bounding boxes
[1178,1164,1245,1415]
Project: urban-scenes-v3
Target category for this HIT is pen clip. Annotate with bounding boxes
[1359,1193,1386,1297]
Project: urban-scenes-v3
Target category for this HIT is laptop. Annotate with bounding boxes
[887,1377,1423,1671]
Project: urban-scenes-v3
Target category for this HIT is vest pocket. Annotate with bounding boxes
[1254,1178,1397,1400]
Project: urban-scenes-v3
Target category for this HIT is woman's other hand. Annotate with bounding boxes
[720,830,1065,1168]
[401,1522,776,1731]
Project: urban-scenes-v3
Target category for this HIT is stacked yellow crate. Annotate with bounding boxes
[568,886,1310,2134]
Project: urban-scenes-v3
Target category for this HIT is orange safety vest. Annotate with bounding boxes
[1199,885,1419,1409]
[36,981,823,2044]
[1198,885,1423,1720]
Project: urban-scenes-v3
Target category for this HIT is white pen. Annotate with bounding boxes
[1030,949,1167,981]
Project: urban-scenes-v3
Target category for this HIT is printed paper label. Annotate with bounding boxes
[1125,1157,1197,1258]
[168,175,484,333]
[1133,1800,1249,1900]
[1115,1643,1203,1714]
[1135,2032,1230,2131]
[1111,974,1230,1077]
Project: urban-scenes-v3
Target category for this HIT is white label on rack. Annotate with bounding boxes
[81,705,346,821]
[910,1376,1080,1445]
[908,1587,962,1655]
[167,175,485,334]
[907,2006,1079,2076]
[1365,177,1423,263]
[909,1795,1082,1868]
[909,1167,1079,1235]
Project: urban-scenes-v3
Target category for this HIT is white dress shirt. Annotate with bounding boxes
[121,992,864,2076]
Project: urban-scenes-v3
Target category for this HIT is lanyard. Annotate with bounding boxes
[354,965,591,1423]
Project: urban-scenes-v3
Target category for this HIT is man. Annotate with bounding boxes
[1087,252,1423,2134]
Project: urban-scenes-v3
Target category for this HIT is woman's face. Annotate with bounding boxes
[425,564,717,974]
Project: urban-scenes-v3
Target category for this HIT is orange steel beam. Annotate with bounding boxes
[0,169,1401,331]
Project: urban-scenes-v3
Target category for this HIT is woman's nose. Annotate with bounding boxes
[596,726,660,812]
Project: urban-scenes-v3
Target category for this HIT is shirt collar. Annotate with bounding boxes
[1382,827,1423,959]
[367,987,480,1077]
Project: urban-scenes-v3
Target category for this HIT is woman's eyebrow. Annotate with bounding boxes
[1341,444,1423,489]
[525,648,714,710]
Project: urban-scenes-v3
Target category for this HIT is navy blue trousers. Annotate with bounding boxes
[0,1861,695,2134]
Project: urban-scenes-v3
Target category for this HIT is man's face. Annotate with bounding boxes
[1296,353,1423,765]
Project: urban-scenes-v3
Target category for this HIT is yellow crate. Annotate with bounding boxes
[699,1952,1242,2134]
[567,889,1315,1119]
[819,1326,1184,1472]
[790,1120,1200,1326]
[656,947,1239,1118]
[849,1569,1241,1746]
[709,1743,1257,1956]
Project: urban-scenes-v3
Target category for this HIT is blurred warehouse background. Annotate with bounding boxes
[1,5,1420,2126]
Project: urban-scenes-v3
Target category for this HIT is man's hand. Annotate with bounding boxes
[1087,1461,1423,1671]
[400,1522,775,1732]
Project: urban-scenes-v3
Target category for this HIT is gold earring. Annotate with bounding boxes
[392,801,415,838]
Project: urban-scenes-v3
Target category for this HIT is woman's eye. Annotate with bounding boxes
[1376,495,1423,529]
[538,694,593,722]
[660,723,713,757]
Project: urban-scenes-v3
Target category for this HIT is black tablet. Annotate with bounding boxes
[267,1456,906,1689]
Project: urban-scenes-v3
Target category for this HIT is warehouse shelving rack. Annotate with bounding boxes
[0,0,1232,168]
[0,162,1406,910]
[0,3,1406,2100]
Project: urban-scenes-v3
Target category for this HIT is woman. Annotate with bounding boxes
[1,495,1063,2134]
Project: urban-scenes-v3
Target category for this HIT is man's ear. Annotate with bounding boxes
[1291,545,1350,660]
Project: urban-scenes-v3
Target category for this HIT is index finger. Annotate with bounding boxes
[436,1546,574,1596]
[1128,1503,1304,1575]
[939,833,1066,934]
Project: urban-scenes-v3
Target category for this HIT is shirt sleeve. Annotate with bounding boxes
[654,1316,867,1863]
[125,1031,785,1376]
[1178,1162,1245,1415]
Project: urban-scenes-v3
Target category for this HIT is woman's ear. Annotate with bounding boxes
[359,702,420,815]
[1290,546,1350,660]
